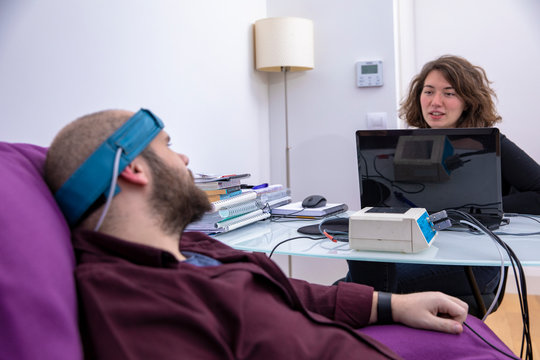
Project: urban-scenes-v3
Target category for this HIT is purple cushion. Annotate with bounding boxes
[0,142,82,360]
[359,315,515,359]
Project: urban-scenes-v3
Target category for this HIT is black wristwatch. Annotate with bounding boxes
[377,292,393,324]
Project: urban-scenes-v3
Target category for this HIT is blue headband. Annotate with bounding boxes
[55,108,164,225]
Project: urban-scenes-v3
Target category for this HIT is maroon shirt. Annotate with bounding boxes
[73,230,401,359]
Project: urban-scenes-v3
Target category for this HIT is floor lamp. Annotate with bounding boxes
[254,17,314,276]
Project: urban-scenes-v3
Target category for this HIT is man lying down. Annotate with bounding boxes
[44,108,517,359]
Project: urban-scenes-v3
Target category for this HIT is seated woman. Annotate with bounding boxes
[346,55,540,315]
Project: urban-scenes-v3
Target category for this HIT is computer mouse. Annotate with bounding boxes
[302,195,327,208]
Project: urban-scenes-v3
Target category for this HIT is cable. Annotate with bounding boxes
[268,236,324,259]
[465,212,531,359]
[361,149,426,196]
[505,213,540,224]
[270,209,348,223]
[446,210,533,360]
[459,220,506,320]
[495,231,540,237]
[317,217,349,242]
[94,147,123,231]
[372,154,425,194]
[495,213,540,236]
[463,322,521,360]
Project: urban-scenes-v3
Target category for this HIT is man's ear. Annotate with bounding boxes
[119,160,149,185]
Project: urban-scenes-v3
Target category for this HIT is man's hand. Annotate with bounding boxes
[391,292,468,334]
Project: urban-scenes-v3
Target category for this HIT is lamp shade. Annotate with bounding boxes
[254,17,314,72]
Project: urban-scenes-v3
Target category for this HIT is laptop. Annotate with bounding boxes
[355,128,504,229]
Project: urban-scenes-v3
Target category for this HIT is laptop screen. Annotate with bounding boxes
[355,128,503,226]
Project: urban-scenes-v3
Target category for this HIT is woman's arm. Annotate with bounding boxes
[500,135,540,214]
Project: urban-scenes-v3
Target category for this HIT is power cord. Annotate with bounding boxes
[318,217,349,242]
[463,321,521,360]
[268,236,324,258]
[505,213,540,224]
[446,210,533,360]
[457,219,506,320]
[94,147,123,231]
[496,213,540,236]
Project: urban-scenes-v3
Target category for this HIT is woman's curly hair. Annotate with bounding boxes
[399,55,502,128]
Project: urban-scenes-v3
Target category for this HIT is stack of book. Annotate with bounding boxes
[251,184,291,210]
[186,174,291,234]
[195,173,249,203]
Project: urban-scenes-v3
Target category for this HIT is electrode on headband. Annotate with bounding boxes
[55,109,164,225]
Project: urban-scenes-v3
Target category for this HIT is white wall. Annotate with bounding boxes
[396,0,540,293]
[0,0,396,286]
[398,0,540,162]
[266,0,397,283]
[267,0,397,209]
[0,0,270,183]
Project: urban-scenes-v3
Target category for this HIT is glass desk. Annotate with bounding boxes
[215,213,540,267]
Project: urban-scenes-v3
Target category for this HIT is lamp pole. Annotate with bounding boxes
[281,66,294,277]
[282,66,291,189]
[254,17,314,279]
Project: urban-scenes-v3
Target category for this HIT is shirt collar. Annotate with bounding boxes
[72,229,180,268]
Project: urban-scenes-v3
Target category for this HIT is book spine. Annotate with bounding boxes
[206,190,243,203]
[196,179,242,190]
[203,186,241,196]
[219,190,242,200]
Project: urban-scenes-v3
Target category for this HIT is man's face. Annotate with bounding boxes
[142,131,211,235]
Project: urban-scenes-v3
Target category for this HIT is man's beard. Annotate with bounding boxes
[141,149,211,236]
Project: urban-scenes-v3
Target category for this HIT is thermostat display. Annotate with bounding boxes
[356,60,383,87]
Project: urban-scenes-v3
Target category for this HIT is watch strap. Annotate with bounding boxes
[377,292,393,324]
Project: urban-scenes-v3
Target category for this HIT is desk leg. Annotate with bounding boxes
[288,255,292,277]
[464,266,487,317]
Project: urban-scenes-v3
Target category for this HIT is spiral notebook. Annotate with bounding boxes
[209,191,257,213]
[186,190,269,234]
[185,209,270,233]
[215,209,270,232]
[197,199,262,223]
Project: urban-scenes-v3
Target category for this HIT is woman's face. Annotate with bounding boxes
[420,70,466,128]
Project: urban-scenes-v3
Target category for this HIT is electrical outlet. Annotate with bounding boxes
[366,112,387,129]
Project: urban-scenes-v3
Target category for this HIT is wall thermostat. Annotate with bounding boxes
[356,60,383,87]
